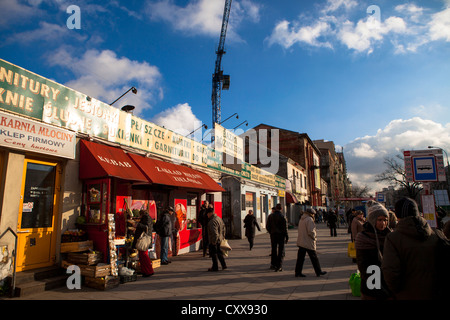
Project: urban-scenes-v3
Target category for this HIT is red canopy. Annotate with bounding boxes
[79,139,148,182]
[127,153,225,192]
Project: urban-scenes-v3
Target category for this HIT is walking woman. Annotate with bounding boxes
[243,210,261,250]
[132,210,155,277]
[355,201,391,299]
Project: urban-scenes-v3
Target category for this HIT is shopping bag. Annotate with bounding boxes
[220,239,232,251]
[349,272,361,297]
[347,242,356,259]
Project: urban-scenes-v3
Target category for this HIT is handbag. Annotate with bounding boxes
[347,242,356,259]
[220,239,232,251]
[136,226,152,251]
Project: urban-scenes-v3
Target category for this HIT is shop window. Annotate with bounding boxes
[186,193,198,229]
[245,192,255,214]
[85,179,110,224]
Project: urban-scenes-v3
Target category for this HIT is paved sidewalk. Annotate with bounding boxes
[11,222,361,300]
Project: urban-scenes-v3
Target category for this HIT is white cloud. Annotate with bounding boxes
[267,0,450,54]
[150,103,203,137]
[428,6,450,42]
[49,48,163,115]
[345,117,450,191]
[146,0,260,41]
[266,20,332,49]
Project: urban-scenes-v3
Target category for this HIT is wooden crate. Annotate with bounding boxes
[84,275,119,291]
[60,241,93,253]
[62,261,110,278]
[67,252,103,265]
[151,259,161,268]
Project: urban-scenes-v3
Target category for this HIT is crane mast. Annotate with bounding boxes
[212,0,232,127]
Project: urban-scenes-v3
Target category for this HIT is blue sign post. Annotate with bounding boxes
[412,156,437,182]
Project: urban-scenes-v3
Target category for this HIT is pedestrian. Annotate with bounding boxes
[132,210,154,277]
[156,208,173,265]
[355,201,392,300]
[295,208,327,277]
[199,201,209,257]
[351,210,365,242]
[388,210,398,230]
[206,207,227,271]
[169,206,180,256]
[266,204,289,272]
[243,210,261,250]
[382,197,440,300]
[328,210,338,237]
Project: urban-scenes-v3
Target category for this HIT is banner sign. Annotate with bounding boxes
[0,59,285,188]
[0,109,76,159]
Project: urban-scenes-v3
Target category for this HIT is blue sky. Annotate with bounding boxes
[1,0,450,192]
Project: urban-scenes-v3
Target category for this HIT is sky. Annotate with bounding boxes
[1,0,450,194]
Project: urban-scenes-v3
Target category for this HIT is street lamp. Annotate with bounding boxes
[187,123,208,137]
[110,86,138,106]
[219,113,238,125]
[233,120,248,130]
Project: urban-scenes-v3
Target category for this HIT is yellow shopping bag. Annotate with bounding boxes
[347,242,356,259]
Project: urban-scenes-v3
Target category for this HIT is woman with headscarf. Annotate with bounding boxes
[355,201,392,300]
[243,210,261,250]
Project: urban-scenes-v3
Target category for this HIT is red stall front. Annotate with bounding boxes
[78,139,225,267]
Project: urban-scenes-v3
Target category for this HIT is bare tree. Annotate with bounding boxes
[375,154,422,200]
[351,184,371,197]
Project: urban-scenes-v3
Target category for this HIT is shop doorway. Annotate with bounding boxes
[16,159,61,271]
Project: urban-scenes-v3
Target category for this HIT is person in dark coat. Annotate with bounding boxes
[243,210,261,250]
[328,210,338,237]
[156,208,173,265]
[355,201,391,300]
[132,210,154,277]
[199,201,209,257]
[382,197,441,300]
[266,204,288,272]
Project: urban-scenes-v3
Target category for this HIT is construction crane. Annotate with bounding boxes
[212,0,232,127]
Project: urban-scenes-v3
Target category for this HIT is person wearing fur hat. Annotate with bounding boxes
[295,209,327,277]
[355,200,392,300]
[382,197,441,300]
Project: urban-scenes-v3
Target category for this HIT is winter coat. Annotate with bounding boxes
[297,213,317,250]
[328,213,338,227]
[351,215,364,241]
[156,212,172,237]
[355,222,391,299]
[208,213,226,245]
[267,211,288,237]
[243,214,261,238]
[382,216,440,300]
[132,213,153,249]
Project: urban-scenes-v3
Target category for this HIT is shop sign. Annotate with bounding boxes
[214,123,244,163]
[0,59,120,139]
[0,59,286,188]
[0,109,76,159]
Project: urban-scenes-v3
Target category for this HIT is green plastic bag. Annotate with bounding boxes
[349,272,361,297]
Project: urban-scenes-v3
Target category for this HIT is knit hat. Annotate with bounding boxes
[366,200,389,227]
[395,197,420,219]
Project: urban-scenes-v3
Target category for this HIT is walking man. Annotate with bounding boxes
[266,204,288,272]
[206,207,227,271]
[295,209,327,277]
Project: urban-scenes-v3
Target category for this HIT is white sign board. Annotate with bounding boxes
[0,110,76,159]
[404,149,446,182]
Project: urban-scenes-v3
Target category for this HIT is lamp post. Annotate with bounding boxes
[110,86,137,106]
[187,124,208,137]
[233,120,248,130]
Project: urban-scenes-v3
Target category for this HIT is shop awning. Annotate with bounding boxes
[127,153,225,192]
[79,139,148,182]
[286,192,299,204]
